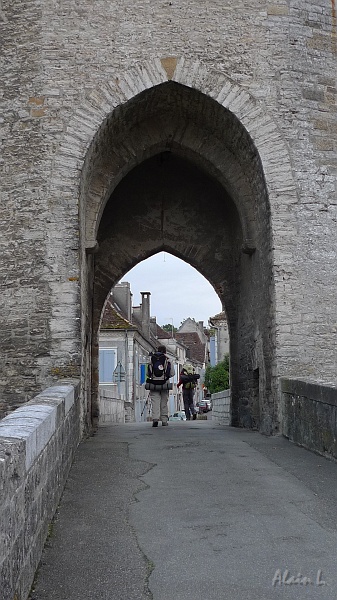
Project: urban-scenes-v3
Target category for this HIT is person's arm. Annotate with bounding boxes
[180,372,200,383]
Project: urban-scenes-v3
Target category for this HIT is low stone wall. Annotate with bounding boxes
[281,378,337,459]
[99,388,125,424]
[211,389,231,425]
[0,381,80,600]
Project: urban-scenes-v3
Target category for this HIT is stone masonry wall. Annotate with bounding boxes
[281,377,337,460]
[0,0,336,422]
[0,381,80,600]
[211,390,231,426]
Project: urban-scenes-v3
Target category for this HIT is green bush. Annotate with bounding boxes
[204,354,230,394]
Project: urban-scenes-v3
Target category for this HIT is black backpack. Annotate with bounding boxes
[147,352,170,385]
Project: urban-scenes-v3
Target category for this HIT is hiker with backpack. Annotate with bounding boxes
[177,362,200,420]
[146,345,175,427]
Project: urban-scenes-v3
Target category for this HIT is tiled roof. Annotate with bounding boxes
[175,332,206,364]
[156,324,172,339]
[100,300,134,330]
[209,311,227,323]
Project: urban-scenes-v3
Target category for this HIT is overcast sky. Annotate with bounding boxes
[119,252,222,329]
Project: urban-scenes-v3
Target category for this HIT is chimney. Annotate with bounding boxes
[113,282,132,321]
[141,292,151,339]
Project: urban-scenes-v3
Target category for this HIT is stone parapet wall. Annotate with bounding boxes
[281,378,337,460]
[211,390,231,426]
[0,381,80,600]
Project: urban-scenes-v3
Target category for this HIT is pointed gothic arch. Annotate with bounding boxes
[47,57,297,433]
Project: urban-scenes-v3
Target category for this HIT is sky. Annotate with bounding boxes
[119,252,222,329]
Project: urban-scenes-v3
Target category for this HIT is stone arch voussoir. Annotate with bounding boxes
[50,57,297,252]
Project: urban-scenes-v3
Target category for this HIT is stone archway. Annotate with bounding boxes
[49,57,297,434]
[80,80,282,434]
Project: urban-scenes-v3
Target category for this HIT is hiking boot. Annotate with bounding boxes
[162,421,168,426]
[193,413,197,420]
[152,420,158,427]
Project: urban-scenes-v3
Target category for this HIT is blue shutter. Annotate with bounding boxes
[210,336,216,367]
[99,349,116,383]
[140,363,146,385]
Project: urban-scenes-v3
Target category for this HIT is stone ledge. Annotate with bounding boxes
[212,389,231,400]
[0,383,77,470]
[280,377,337,407]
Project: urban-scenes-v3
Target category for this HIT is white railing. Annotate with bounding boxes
[99,388,125,424]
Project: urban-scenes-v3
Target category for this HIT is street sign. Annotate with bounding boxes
[113,361,126,382]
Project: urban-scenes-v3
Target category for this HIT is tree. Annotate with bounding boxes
[204,354,230,394]
[161,323,177,335]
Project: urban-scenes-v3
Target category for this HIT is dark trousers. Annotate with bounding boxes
[183,387,196,419]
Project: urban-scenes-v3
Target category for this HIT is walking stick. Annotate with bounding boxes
[141,396,149,417]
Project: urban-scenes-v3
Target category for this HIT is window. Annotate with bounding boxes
[99,348,117,383]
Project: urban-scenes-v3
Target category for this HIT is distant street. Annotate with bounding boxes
[32,421,337,600]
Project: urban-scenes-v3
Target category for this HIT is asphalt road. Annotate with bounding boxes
[31,421,337,600]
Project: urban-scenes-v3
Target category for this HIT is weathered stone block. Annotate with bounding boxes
[267,5,288,16]
[302,88,325,102]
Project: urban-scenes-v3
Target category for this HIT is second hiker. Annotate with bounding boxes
[178,362,200,420]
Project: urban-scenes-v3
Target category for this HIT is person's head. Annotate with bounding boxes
[157,345,166,354]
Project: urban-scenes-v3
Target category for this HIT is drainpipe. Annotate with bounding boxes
[209,321,220,366]
[140,292,151,339]
[125,329,129,403]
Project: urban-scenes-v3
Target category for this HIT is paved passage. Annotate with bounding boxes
[31,421,337,600]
